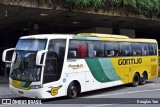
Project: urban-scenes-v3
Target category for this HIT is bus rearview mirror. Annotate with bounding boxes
[2,48,15,63]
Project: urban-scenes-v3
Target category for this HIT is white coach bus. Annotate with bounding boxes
[2,33,158,99]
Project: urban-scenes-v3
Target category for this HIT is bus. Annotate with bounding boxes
[2,33,158,99]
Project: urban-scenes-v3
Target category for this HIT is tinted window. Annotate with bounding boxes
[104,42,119,57]
[119,42,132,56]
[132,43,142,56]
[68,40,87,58]
[16,39,46,51]
[48,39,66,58]
[93,41,104,57]
[87,41,95,57]
[149,43,157,55]
[141,43,149,55]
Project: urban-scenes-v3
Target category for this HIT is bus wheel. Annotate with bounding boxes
[67,82,78,99]
[131,73,140,87]
[139,72,147,85]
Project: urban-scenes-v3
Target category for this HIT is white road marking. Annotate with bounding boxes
[85,88,160,98]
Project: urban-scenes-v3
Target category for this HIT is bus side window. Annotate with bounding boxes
[136,50,141,55]
[121,50,128,56]
[77,44,87,58]
[94,51,97,56]
[132,43,142,56]
[119,42,132,56]
[93,41,104,57]
[149,43,157,55]
[104,41,119,57]
[48,40,66,58]
[68,51,76,58]
[68,40,87,58]
[133,51,136,56]
[88,43,95,57]
[96,50,103,57]
[141,43,149,56]
[109,51,115,56]
[68,40,79,58]
[104,50,108,56]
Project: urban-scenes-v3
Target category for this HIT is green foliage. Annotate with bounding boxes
[66,0,90,6]
[44,0,160,15]
[90,0,104,7]
[108,0,160,15]
[123,0,137,8]
[66,0,104,7]
[108,0,122,6]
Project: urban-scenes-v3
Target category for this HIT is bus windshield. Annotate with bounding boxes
[10,39,47,82]
[15,39,47,51]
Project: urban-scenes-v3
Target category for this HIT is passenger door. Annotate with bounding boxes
[43,39,66,84]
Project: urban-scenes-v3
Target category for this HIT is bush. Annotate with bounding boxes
[44,0,160,15]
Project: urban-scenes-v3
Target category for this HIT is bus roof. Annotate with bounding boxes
[76,33,129,39]
[20,34,74,39]
[75,33,157,43]
[19,33,157,43]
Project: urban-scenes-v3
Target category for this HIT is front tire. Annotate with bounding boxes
[67,82,78,99]
[139,72,147,85]
[131,73,140,87]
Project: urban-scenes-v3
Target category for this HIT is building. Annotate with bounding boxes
[0,0,160,75]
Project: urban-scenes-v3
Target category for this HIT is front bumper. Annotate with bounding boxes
[10,84,44,99]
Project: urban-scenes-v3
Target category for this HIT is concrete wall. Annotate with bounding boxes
[0,0,51,8]
[120,29,135,38]
[96,27,112,34]
[73,28,96,34]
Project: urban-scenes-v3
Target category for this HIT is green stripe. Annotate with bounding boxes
[85,58,111,83]
[85,58,121,83]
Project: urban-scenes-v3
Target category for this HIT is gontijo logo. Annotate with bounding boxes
[68,64,84,70]
[118,58,142,65]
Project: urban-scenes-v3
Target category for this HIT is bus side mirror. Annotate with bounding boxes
[36,50,47,66]
[2,48,15,63]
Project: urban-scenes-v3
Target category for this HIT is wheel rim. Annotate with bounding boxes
[134,75,139,85]
[141,74,146,83]
[71,86,77,97]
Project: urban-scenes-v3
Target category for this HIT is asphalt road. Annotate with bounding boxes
[0,77,160,107]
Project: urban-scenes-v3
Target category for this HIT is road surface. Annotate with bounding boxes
[0,77,160,107]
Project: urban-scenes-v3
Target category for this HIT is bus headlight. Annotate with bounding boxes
[30,85,42,89]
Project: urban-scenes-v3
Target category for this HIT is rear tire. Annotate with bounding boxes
[131,73,140,87]
[139,72,147,85]
[67,82,78,99]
